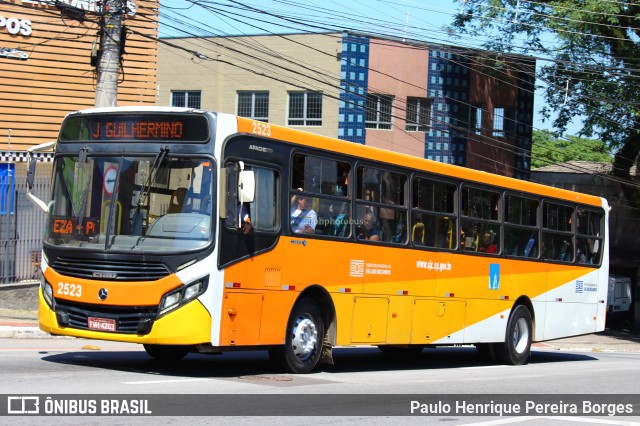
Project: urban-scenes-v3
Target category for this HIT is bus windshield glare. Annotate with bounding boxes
[44,154,214,252]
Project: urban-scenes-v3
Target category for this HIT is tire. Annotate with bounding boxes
[269,298,324,374]
[378,345,424,356]
[143,344,190,362]
[497,305,532,365]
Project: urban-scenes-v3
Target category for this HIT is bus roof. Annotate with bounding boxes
[236,116,605,208]
[59,107,604,208]
[66,106,202,116]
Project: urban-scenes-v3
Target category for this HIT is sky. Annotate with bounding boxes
[159,0,584,136]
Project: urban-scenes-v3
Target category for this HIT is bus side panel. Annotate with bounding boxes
[543,267,602,340]
[332,292,356,346]
[432,299,507,344]
[362,244,436,297]
[386,296,414,343]
[412,298,466,344]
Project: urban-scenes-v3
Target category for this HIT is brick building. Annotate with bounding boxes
[158,31,535,178]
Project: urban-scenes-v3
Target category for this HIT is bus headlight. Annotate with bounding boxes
[42,280,54,309]
[158,277,208,317]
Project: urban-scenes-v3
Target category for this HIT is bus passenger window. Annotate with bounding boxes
[290,189,318,234]
[355,205,381,241]
[412,214,425,244]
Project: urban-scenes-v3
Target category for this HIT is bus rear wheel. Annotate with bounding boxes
[143,344,190,362]
[269,298,324,374]
[497,305,532,365]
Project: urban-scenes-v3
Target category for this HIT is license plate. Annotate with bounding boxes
[88,317,116,332]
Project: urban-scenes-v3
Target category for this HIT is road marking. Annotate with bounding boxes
[461,417,543,425]
[461,417,640,425]
[124,378,215,385]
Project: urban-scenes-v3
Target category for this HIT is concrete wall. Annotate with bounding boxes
[158,33,342,139]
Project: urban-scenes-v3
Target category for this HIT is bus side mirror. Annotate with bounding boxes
[26,155,36,191]
[220,162,255,229]
[26,141,56,213]
[238,165,255,204]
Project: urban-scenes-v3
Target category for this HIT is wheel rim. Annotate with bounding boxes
[291,313,318,362]
[512,317,530,354]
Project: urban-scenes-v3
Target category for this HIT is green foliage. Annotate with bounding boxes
[531,130,612,169]
[450,0,640,178]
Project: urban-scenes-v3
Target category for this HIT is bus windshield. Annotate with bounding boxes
[44,154,214,253]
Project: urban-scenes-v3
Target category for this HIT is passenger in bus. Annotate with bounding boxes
[559,239,572,261]
[225,201,252,234]
[290,189,317,234]
[577,238,592,263]
[478,230,497,254]
[358,212,380,241]
[239,202,252,234]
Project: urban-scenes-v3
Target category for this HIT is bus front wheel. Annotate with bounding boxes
[498,305,532,365]
[269,298,324,374]
[143,344,190,362]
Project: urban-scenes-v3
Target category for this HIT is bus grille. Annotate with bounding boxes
[51,257,170,281]
[54,300,157,335]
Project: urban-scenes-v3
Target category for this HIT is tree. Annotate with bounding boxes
[531,130,612,169]
[450,0,640,203]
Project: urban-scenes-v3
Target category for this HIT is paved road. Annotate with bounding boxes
[2,307,639,353]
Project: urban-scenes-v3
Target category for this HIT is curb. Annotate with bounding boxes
[0,325,51,339]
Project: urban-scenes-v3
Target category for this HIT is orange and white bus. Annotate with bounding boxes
[28,106,609,373]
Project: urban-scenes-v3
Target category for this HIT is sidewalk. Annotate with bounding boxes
[0,307,46,339]
[2,306,640,352]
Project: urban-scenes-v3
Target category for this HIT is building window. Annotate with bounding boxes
[366,94,392,129]
[288,92,322,126]
[470,105,482,135]
[493,107,515,138]
[406,97,431,132]
[238,91,269,122]
[493,107,506,137]
[171,91,201,109]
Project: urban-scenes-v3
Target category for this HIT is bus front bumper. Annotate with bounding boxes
[38,288,212,345]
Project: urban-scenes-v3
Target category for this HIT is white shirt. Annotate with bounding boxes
[290,208,317,233]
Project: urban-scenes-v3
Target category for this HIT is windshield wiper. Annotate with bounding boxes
[132,146,169,235]
[135,146,169,210]
[74,146,92,240]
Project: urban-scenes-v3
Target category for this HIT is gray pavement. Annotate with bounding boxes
[1,305,640,353]
[2,282,640,351]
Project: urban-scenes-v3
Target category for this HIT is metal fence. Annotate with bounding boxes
[0,175,50,284]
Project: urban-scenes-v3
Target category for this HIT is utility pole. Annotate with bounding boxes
[95,0,125,108]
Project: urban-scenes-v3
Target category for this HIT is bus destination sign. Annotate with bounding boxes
[59,114,210,143]
[92,120,184,140]
[51,216,99,238]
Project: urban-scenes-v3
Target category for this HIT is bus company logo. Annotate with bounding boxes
[575,281,597,293]
[93,271,117,279]
[350,259,364,277]
[7,396,39,414]
[98,288,108,300]
[248,144,273,154]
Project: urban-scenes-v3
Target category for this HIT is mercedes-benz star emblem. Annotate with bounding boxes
[98,288,108,301]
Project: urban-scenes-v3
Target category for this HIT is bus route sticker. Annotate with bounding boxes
[489,263,500,290]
